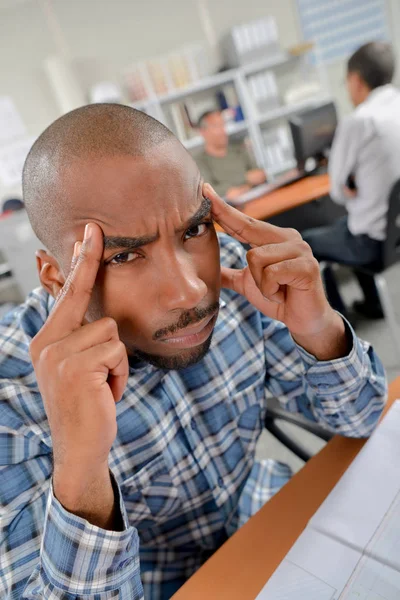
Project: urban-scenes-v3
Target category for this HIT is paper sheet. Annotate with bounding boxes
[257,401,400,600]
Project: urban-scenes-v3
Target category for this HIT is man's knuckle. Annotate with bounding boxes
[298,239,312,254]
[102,317,118,334]
[265,263,280,276]
[286,228,302,240]
[116,341,126,355]
[304,257,319,275]
[246,248,260,266]
[58,357,75,380]
[118,340,126,351]
[39,343,59,366]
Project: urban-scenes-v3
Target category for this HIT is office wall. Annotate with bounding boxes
[0,0,399,199]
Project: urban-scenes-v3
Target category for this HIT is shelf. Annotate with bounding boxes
[136,53,296,108]
[128,49,313,112]
[240,52,291,76]
[129,71,235,109]
[157,69,237,105]
[257,95,332,126]
[183,120,248,151]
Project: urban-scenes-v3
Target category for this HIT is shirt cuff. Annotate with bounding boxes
[293,316,367,392]
[41,471,142,597]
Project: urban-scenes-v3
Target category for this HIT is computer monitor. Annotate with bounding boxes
[289,102,338,172]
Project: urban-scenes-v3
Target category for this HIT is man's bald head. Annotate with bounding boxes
[23,103,176,255]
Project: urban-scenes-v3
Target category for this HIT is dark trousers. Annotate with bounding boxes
[302,217,383,316]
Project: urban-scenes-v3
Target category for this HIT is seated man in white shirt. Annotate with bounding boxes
[303,42,400,321]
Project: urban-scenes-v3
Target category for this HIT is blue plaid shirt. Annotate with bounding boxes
[0,234,386,600]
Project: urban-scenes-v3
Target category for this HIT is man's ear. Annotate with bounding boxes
[35,250,66,299]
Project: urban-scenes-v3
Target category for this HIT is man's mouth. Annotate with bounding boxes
[159,311,218,349]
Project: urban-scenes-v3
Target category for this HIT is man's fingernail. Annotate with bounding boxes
[84,223,93,241]
[73,241,82,259]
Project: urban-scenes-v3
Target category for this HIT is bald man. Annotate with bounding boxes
[0,104,386,600]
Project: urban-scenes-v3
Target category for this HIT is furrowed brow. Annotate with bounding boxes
[103,233,158,251]
[102,197,211,251]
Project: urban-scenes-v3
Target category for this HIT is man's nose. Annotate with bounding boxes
[157,253,208,312]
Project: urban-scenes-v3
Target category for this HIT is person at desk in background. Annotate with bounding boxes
[303,42,400,321]
[0,104,386,600]
[196,110,267,201]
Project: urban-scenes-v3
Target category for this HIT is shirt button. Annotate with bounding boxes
[190,418,197,431]
[218,476,224,488]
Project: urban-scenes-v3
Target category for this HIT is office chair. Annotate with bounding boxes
[265,397,334,462]
[320,179,400,363]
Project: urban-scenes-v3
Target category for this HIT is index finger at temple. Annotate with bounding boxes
[46,223,104,336]
[204,182,288,246]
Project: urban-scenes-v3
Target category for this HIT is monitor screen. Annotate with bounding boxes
[289,102,338,170]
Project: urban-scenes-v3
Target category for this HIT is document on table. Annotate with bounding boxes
[257,400,400,600]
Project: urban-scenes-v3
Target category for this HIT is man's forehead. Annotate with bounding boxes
[102,194,210,250]
[61,146,200,223]
[62,173,206,252]
[61,140,197,201]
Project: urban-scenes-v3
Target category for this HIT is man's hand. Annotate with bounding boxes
[246,168,267,187]
[225,184,251,201]
[30,223,129,528]
[206,183,349,361]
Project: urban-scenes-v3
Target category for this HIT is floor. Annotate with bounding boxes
[256,261,400,474]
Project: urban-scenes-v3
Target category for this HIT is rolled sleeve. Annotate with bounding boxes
[33,473,143,599]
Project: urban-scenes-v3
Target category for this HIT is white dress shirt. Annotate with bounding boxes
[329,84,400,240]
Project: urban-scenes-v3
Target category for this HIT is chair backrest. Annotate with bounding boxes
[0,210,42,298]
[383,179,400,270]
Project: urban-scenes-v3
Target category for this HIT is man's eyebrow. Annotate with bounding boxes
[103,233,158,251]
[102,197,212,252]
[183,196,212,231]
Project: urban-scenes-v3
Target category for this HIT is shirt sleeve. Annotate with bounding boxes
[329,115,365,204]
[0,383,144,600]
[218,233,387,437]
[262,315,387,437]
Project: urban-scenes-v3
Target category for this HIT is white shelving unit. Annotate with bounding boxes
[131,51,291,111]
[130,46,331,179]
[256,94,332,125]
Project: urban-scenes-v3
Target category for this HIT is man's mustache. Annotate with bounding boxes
[153,301,220,340]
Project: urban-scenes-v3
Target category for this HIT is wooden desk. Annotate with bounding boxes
[215,174,330,232]
[173,377,398,600]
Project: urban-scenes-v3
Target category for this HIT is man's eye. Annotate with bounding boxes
[184,223,210,240]
[109,252,138,266]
